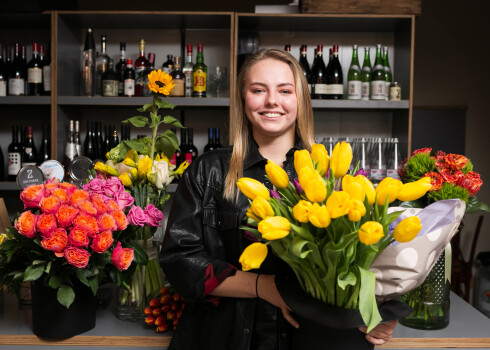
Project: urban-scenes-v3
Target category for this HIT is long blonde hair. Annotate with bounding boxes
[224,49,314,201]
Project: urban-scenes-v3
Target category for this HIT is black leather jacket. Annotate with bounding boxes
[160,140,299,350]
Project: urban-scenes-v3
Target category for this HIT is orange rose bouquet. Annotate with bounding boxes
[0,179,145,308]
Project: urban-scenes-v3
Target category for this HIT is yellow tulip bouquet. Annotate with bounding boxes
[236,142,434,332]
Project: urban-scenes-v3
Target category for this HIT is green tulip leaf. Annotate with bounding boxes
[291,236,312,259]
[358,266,382,333]
[337,271,357,290]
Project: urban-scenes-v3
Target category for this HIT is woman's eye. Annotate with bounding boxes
[252,89,264,94]
[280,90,293,94]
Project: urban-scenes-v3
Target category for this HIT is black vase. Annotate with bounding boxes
[275,271,412,350]
[31,280,97,339]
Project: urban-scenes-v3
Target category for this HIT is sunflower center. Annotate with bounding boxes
[156,81,166,88]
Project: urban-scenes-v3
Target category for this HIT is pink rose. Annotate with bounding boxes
[127,205,147,226]
[64,247,90,268]
[144,204,163,227]
[36,213,58,237]
[111,242,134,271]
[15,211,38,238]
[104,177,125,198]
[82,178,106,194]
[113,191,135,210]
[20,184,45,209]
[91,230,114,253]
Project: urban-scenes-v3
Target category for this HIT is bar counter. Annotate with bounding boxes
[1,291,489,349]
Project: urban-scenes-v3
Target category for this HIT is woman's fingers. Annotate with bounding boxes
[281,307,299,329]
[359,320,397,345]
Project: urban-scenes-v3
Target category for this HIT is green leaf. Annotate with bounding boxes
[123,116,149,127]
[23,264,45,281]
[49,275,62,289]
[358,266,382,333]
[291,236,312,259]
[163,115,183,128]
[123,139,149,154]
[466,196,490,214]
[150,112,161,128]
[155,133,178,158]
[57,284,75,309]
[141,103,154,112]
[155,99,175,110]
[130,242,149,266]
[87,276,99,296]
[337,271,357,290]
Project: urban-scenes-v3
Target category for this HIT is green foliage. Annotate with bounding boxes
[462,159,473,174]
[428,182,469,204]
[403,153,436,182]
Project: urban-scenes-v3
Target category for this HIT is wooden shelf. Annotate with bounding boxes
[57,96,230,107]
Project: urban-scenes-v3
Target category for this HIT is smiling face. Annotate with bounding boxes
[244,58,298,143]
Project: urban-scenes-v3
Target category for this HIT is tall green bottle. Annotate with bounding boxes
[192,43,207,97]
[360,47,371,100]
[347,45,361,100]
[383,46,393,101]
[370,44,385,100]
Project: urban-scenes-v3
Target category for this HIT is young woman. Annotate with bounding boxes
[160,49,396,350]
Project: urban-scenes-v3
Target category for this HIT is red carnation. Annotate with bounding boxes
[424,171,444,191]
[411,147,432,156]
[457,171,483,196]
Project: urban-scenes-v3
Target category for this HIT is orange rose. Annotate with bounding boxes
[50,188,69,204]
[15,211,38,238]
[111,242,134,271]
[97,213,117,232]
[106,199,120,211]
[70,189,90,206]
[39,196,62,214]
[20,184,44,209]
[111,210,129,231]
[64,246,90,268]
[73,214,99,237]
[91,230,114,253]
[56,205,79,228]
[36,213,58,237]
[41,228,68,257]
[91,193,109,215]
[78,201,98,216]
[68,227,90,248]
[58,182,77,194]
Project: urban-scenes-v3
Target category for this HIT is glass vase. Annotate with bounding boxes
[400,244,451,330]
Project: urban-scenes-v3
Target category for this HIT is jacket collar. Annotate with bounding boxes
[243,137,303,171]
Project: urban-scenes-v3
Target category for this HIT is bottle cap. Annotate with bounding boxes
[187,44,193,54]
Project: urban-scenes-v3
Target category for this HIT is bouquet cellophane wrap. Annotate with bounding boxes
[371,199,465,297]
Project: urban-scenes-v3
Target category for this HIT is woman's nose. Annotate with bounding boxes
[265,92,277,106]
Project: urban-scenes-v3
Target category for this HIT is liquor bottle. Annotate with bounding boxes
[214,128,223,149]
[22,126,38,167]
[192,43,207,97]
[162,54,174,74]
[115,42,127,96]
[123,58,135,97]
[38,123,51,164]
[104,124,111,154]
[102,60,119,97]
[361,47,372,101]
[325,45,343,99]
[143,52,155,97]
[169,128,180,167]
[95,34,111,96]
[96,121,104,159]
[284,44,291,53]
[183,128,198,163]
[148,52,155,70]
[0,45,6,97]
[7,126,22,181]
[41,43,51,96]
[347,45,362,100]
[299,45,313,94]
[121,124,130,141]
[170,56,185,97]
[203,128,215,153]
[179,128,187,165]
[75,120,82,156]
[63,120,78,180]
[134,39,149,97]
[183,44,193,97]
[21,44,28,93]
[83,120,96,160]
[27,42,43,96]
[383,46,393,101]
[110,127,120,149]
[312,44,327,99]
[8,43,25,96]
[82,28,96,96]
[370,44,385,100]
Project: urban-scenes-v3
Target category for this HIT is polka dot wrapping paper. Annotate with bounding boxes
[370,199,465,297]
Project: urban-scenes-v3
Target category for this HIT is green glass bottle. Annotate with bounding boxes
[192,43,207,97]
[360,47,371,100]
[347,45,361,100]
[383,46,393,101]
[370,44,385,100]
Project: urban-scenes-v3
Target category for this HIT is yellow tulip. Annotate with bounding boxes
[237,177,270,201]
[251,196,275,220]
[375,177,403,206]
[348,199,366,222]
[358,221,384,245]
[397,177,432,202]
[246,207,261,222]
[326,191,352,218]
[119,172,132,187]
[294,149,313,174]
[357,175,376,205]
[311,143,330,176]
[343,179,365,202]
[122,158,136,167]
[258,216,290,240]
[393,216,422,243]
[297,166,316,186]
[309,203,331,228]
[303,177,327,203]
[330,141,353,178]
[265,160,289,189]
[239,242,268,271]
[137,155,153,178]
[293,200,313,223]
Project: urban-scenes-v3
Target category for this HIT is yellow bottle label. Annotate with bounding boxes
[193,70,206,93]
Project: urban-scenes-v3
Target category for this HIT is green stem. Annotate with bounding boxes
[149,95,159,163]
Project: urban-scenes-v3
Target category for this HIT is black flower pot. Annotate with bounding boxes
[31,280,97,339]
[275,271,412,350]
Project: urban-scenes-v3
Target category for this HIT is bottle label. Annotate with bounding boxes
[384,82,391,100]
[65,143,77,159]
[390,85,401,101]
[8,79,25,95]
[314,84,328,94]
[124,79,135,96]
[28,67,42,83]
[347,81,362,100]
[184,71,193,97]
[370,80,386,100]
[185,153,193,164]
[134,66,146,92]
[170,79,185,97]
[8,152,21,176]
[103,80,119,97]
[362,82,370,100]
[193,70,206,93]
[0,80,6,96]
[43,65,51,92]
[326,84,343,95]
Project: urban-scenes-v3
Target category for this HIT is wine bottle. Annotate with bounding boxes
[96,121,104,159]
[75,120,82,157]
[169,128,180,167]
[123,58,135,97]
[192,43,207,97]
[63,120,78,180]
[21,44,28,93]
[96,34,111,96]
[82,28,96,96]
[121,124,131,141]
[361,47,372,101]
[20,126,27,158]
[84,120,96,160]
[347,45,362,100]
[102,60,119,97]
[110,127,120,149]
[383,46,393,101]
[0,143,4,181]
[41,43,51,96]
[7,126,22,181]
[144,52,155,97]
[38,123,51,164]
[134,39,149,97]
[0,45,7,97]
[325,45,343,99]
[203,128,215,153]
[183,128,198,163]
[284,44,291,53]
[215,127,223,149]
[179,128,188,165]
[27,42,43,96]
[183,44,193,98]
[170,56,185,97]
[370,44,385,100]
[312,44,327,99]
[299,45,313,95]
[104,124,111,155]
[115,42,127,96]
[22,126,38,167]
[8,43,25,96]
[162,54,174,74]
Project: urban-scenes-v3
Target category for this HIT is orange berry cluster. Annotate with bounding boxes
[144,286,185,333]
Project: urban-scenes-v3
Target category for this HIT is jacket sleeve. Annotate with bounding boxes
[159,163,236,306]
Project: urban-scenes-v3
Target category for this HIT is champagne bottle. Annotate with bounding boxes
[27,42,43,96]
[82,28,96,96]
[7,126,22,181]
[299,45,313,94]
[110,127,120,149]
[170,56,185,97]
[325,45,343,99]
[383,46,393,101]
[347,45,362,100]
[38,123,51,164]
[203,128,215,153]
[22,126,38,167]
[123,58,135,97]
[312,44,327,99]
[361,47,372,101]
[370,44,385,100]
[192,43,207,97]
[115,42,127,96]
[63,120,78,180]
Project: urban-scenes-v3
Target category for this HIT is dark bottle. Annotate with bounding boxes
[0,144,4,181]
[102,60,119,97]
[38,123,51,164]
[123,58,135,97]
[183,128,198,164]
[214,127,223,149]
[203,128,215,153]
[115,42,127,96]
[75,120,82,157]
[299,45,313,95]
[104,124,111,155]
[148,52,155,70]
[82,27,96,96]
[95,121,104,159]
[27,42,43,96]
[134,39,149,97]
[7,126,22,181]
[121,124,131,141]
[20,126,27,158]
[95,34,111,96]
[312,44,327,99]
[325,44,343,99]
[22,126,38,167]
[284,44,291,53]
[62,120,78,180]
[162,54,174,74]
[8,43,25,96]
[169,127,180,167]
[20,45,28,89]
[192,43,207,97]
[110,127,120,149]
[83,120,96,160]
[41,43,51,96]
[0,44,6,97]
[179,128,188,165]
[169,56,185,97]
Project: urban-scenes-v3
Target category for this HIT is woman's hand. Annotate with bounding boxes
[256,274,299,328]
[359,320,397,345]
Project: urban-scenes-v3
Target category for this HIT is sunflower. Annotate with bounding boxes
[147,69,175,95]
